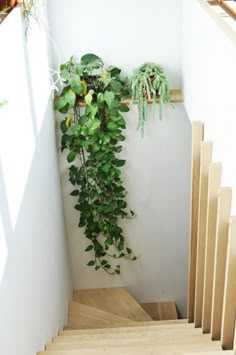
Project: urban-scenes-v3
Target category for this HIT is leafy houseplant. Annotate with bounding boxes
[130,62,170,136]
[55,54,136,275]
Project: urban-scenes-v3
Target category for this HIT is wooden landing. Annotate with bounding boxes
[73,288,152,322]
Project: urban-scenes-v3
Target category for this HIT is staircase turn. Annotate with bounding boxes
[38,286,231,354]
[37,121,236,354]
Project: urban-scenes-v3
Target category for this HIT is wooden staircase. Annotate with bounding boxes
[37,286,234,354]
[38,121,236,354]
[188,122,236,351]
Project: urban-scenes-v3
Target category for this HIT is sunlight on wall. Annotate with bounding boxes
[0,9,35,228]
[26,19,51,134]
[0,212,8,285]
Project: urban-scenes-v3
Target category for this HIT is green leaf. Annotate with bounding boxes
[87,260,95,266]
[101,260,108,266]
[85,90,94,105]
[110,81,122,93]
[81,53,103,66]
[81,126,88,136]
[70,190,79,196]
[86,104,98,118]
[80,140,89,150]
[60,68,70,81]
[114,159,126,167]
[88,119,101,134]
[85,245,94,252]
[70,75,83,95]
[67,151,76,163]
[118,103,129,112]
[58,103,70,114]
[65,89,76,106]
[103,135,111,144]
[117,134,126,141]
[79,219,86,227]
[104,264,111,269]
[104,91,115,107]
[118,240,124,251]
[126,248,132,254]
[108,66,121,78]
[95,266,101,270]
[107,122,118,131]
[97,93,104,104]
[116,117,126,129]
[92,144,100,153]
[60,120,68,134]
[54,96,67,110]
[101,164,110,173]
[71,125,80,136]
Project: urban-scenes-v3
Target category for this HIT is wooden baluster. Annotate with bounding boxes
[211,187,232,340]
[194,141,212,327]
[221,216,236,349]
[187,122,204,323]
[202,163,222,333]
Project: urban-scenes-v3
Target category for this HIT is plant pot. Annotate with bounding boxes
[0,0,7,11]
[0,0,21,11]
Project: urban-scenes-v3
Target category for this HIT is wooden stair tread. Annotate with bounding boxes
[38,340,222,355]
[68,302,136,329]
[55,326,203,343]
[63,319,187,335]
[73,287,152,322]
[61,320,190,335]
[141,302,178,320]
[57,324,197,342]
[47,333,221,350]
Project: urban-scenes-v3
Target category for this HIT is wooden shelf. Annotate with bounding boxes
[77,89,183,107]
[121,89,184,105]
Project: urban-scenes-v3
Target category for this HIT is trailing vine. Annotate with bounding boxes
[55,54,136,275]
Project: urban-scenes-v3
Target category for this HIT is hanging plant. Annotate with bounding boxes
[55,54,136,275]
[130,62,171,136]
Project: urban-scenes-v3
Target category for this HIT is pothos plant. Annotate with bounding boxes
[55,53,137,275]
[130,62,171,136]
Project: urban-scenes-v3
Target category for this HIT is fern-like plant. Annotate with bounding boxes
[130,63,170,136]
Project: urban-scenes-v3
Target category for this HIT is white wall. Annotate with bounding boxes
[48,0,191,316]
[182,0,236,213]
[0,7,72,355]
